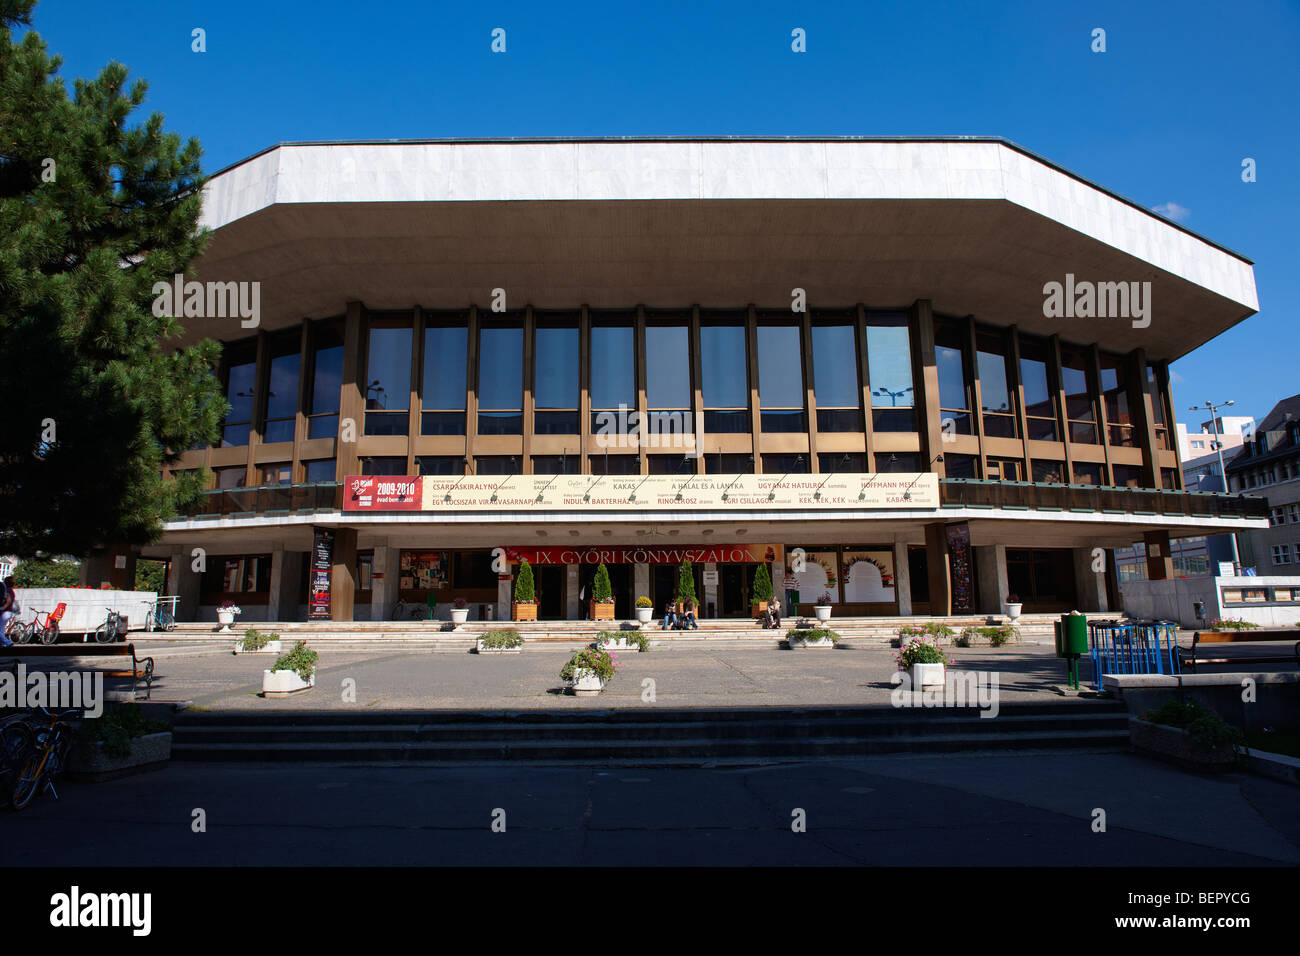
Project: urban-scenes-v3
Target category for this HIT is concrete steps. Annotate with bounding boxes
[171,702,1130,764]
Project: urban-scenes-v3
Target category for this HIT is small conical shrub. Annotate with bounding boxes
[676,560,697,606]
[751,562,773,603]
[514,558,535,602]
[592,563,613,602]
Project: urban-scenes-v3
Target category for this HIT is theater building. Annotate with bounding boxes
[111,137,1267,622]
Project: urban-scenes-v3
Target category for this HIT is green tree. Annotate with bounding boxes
[12,556,80,588]
[134,558,166,593]
[751,562,773,604]
[0,0,223,558]
[592,563,612,602]
[676,560,697,606]
[513,558,535,603]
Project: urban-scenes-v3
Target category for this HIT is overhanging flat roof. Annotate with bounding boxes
[186,137,1258,361]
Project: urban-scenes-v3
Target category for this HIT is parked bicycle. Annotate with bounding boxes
[4,614,30,644]
[391,599,429,621]
[1,712,35,808]
[94,607,124,644]
[146,596,178,632]
[25,602,66,646]
[10,706,80,811]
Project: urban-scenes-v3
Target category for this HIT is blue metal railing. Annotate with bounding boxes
[1089,620,1181,689]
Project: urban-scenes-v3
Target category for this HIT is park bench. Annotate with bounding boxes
[1181,630,1300,672]
[0,643,155,698]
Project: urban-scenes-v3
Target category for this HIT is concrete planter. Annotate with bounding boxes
[216,609,240,633]
[68,731,172,781]
[450,608,470,625]
[569,668,606,696]
[910,663,946,688]
[1129,718,1239,770]
[790,634,834,648]
[813,606,832,622]
[635,607,653,624]
[262,668,315,697]
[476,640,521,654]
[233,639,282,655]
[1004,603,1022,621]
[599,637,640,652]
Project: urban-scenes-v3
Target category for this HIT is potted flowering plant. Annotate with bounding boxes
[895,635,952,689]
[813,591,833,622]
[216,599,242,633]
[590,563,616,620]
[262,640,318,697]
[634,595,654,624]
[560,645,618,696]
[450,597,469,626]
[1004,593,1023,621]
[512,559,538,621]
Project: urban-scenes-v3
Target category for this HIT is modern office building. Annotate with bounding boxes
[1176,415,1254,462]
[1226,394,1300,572]
[83,137,1268,622]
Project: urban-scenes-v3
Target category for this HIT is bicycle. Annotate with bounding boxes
[10,706,80,811]
[1,711,35,807]
[391,599,429,621]
[4,614,31,645]
[94,607,124,644]
[26,602,66,646]
[146,596,178,632]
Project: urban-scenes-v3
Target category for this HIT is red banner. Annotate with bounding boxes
[344,476,422,511]
[503,545,782,566]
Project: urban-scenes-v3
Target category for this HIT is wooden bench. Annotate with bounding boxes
[1181,630,1300,672]
[0,643,155,697]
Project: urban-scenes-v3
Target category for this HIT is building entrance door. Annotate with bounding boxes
[536,565,565,620]
[652,564,704,615]
[580,563,631,619]
[718,563,755,617]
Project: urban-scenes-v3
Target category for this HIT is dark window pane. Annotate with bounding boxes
[761,410,806,432]
[1020,353,1053,419]
[1112,464,1143,488]
[222,423,251,446]
[361,457,406,476]
[762,454,809,474]
[936,344,968,412]
[478,411,522,435]
[260,463,292,485]
[817,408,862,432]
[421,411,466,435]
[872,407,916,432]
[223,357,256,447]
[875,453,919,473]
[1069,421,1098,444]
[304,459,336,483]
[700,323,748,409]
[983,413,1017,438]
[535,324,578,409]
[264,419,296,443]
[987,457,1023,481]
[818,453,865,473]
[708,453,754,474]
[944,454,979,478]
[1071,462,1104,486]
[418,456,462,476]
[757,324,803,409]
[590,323,635,410]
[589,455,641,475]
[704,409,750,433]
[264,345,299,441]
[532,455,580,474]
[812,324,860,409]
[534,410,579,434]
[308,415,337,439]
[422,323,468,410]
[215,466,246,489]
[977,335,1012,415]
[479,321,523,410]
[1026,417,1058,441]
[1032,460,1065,484]
[648,455,692,474]
[365,324,412,412]
[475,456,519,475]
[364,411,408,436]
[646,324,690,408]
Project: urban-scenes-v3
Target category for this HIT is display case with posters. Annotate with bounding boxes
[841,548,896,603]
[399,551,450,592]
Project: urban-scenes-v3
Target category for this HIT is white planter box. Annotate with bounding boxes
[569,668,605,696]
[450,608,469,625]
[234,639,282,655]
[911,663,946,688]
[813,606,832,622]
[476,640,521,654]
[599,637,640,652]
[635,607,653,624]
[790,634,834,648]
[262,668,315,697]
[68,731,172,779]
[1004,603,1023,620]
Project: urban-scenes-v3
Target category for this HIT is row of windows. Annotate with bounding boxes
[1269,504,1300,526]
[1270,544,1300,566]
[211,311,1171,451]
[1234,457,1300,491]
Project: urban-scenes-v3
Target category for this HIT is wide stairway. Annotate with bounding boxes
[157,613,1118,651]
[170,701,1131,765]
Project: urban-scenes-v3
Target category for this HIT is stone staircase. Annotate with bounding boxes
[170,701,1131,765]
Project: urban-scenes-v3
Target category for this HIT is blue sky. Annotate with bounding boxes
[23,0,1300,430]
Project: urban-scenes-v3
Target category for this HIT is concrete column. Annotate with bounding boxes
[703,562,718,618]
[1143,529,1174,581]
[1072,546,1109,612]
[268,549,287,621]
[975,544,1008,615]
[894,542,913,615]
[371,545,399,622]
[924,523,951,616]
[772,559,785,604]
[633,563,650,607]
[330,527,358,621]
[168,547,202,622]
[496,576,511,623]
[566,563,580,620]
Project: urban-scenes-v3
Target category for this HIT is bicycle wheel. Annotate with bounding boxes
[38,621,58,645]
[159,608,175,631]
[94,621,115,644]
[17,621,35,644]
[10,749,48,811]
[1,719,34,772]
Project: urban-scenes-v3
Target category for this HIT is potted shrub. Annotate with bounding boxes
[813,591,833,622]
[598,630,648,653]
[893,621,955,648]
[512,558,538,621]
[233,628,282,655]
[450,597,470,626]
[676,560,698,614]
[476,628,524,654]
[750,562,772,616]
[560,645,618,696]
[590,563,616,620]
[895,635,952,689]
[956,624,1017,647]
[1131,698,1245,770]
[68,703,172,781]
[788,627,839,648]
[1004,593,1023,621]
[634,595,654,624]
[215,599,242,633]
[262,640,318,697]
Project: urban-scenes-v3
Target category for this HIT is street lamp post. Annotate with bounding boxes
[1190,399,1242,574]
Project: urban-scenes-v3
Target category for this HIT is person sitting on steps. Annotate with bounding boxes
[762,597,782,629]
[680,598,699,630]
[661,600,679,630]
